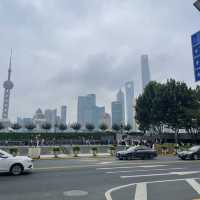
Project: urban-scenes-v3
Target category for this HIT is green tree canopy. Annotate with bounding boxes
[112,124,120,132]
[70,123,81,132]
[42,123,52,132]
[135,79,199,143]
[85,123,95,131]
[25,123,36,131]
[0,122,4,130]
[11,123,22,130]
[124,124,132,132]
[59,123,68,131]
[99,123,108,131]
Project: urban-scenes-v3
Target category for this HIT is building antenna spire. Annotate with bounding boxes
[2,49,14,120]
[8,48,12,80]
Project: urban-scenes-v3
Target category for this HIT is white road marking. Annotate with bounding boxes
[186,179,200,194]
[97,164,167,170]
[106,167,184,174]
[98,162,114,165]
[135,183,147,200]
[121,171,200,179]
[105,178,200,200]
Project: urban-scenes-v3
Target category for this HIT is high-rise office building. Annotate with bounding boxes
[77,94,104,127]
[93,106,105,128]
[111,101,123,125]
[116,89,125,124]
[125,81,134,128]
[44,109,57,127]
[61,105,67,125]
[17,117,33,127]
[141,55,151,89]
[77,94,96,126]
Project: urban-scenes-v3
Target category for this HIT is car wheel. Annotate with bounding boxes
[10,164,23,176]
[193,154,198,160]
[148,154,154,160]
[142,155,146,160]
[127,155,132,160]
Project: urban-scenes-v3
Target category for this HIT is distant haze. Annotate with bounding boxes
[0,0,199,121]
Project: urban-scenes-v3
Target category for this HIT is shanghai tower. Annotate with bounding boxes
[2,50,14,120]
[141,55,151,90]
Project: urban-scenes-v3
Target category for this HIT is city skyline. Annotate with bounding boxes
[0,1,199,121]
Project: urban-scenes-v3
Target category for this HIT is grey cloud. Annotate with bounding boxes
[0,0,199,121]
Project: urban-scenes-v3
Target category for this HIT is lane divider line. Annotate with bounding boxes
[97,165,167,170]
[106,167,184,174]
[135,183,147,200]
[120,171,200,179]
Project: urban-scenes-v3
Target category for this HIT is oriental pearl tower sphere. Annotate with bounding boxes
[2,50,14,120]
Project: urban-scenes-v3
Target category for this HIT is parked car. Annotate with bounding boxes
[177,146,200,160]
[0,149,33,175]
[116,145,157,160]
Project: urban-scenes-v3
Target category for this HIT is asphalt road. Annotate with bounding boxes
[1,157,200,200]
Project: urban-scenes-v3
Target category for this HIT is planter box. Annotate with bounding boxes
[28,147,41,159]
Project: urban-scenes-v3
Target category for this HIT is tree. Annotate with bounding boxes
[11,123,22,131]
[25,123,36,132]
[59,124,68,132]
[0,122,4,131]
[42,123,52,133]
[70,123,81,133]
[135,81,165,135]
[112,124,120,132]
[182,86,200,141]
[124,124,132,133]
[85,123,95,132]
[135,79,199,144]
[162,79,197,143]
[54,123,59,134]
[99,123,108,132]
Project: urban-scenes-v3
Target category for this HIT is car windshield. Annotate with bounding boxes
[189,146,200,152]
[127,146,137,152]
[0,150,12,158]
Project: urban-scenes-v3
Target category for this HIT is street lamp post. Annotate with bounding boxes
[194,0,200,12]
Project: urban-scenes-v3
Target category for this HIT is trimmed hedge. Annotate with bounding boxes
[0,131,115,141]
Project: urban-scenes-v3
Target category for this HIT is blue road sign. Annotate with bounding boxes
[191,31,200,82]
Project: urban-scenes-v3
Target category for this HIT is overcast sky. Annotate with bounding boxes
[0,0,199,122]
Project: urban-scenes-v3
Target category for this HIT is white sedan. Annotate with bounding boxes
[0,149,33,175]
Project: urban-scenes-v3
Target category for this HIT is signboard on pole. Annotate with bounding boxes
[191,31,200,82]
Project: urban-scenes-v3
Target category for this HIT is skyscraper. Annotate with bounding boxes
[77,94,96,126]
[93,106,105,127]
[141,55,151,89]
[125,81,134,128]
[116,89,125,124]
[44,109,57,127]
[61,105,67,125]
[2,50,14,120]
[111,101,123,125]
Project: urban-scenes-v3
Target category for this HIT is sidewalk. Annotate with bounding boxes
[39,153,111,159]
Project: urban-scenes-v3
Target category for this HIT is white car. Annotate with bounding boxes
[0,149,33,175]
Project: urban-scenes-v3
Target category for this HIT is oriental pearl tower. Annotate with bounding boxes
[2,50,14,120]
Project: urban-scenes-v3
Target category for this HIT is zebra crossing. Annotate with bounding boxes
[97,163,200,200]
